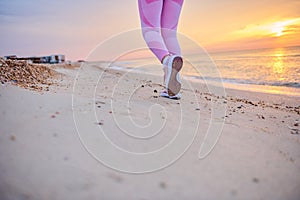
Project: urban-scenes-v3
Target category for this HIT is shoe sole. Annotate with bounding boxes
[160,90,181,100]
[168,56,183,96]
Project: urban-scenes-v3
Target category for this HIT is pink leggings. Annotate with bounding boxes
[138,0,184,62]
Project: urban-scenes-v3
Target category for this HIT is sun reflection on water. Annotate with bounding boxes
[273,54,284,73]
[271,49,286,80]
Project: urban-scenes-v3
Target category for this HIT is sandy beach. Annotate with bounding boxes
[0,59,299,200]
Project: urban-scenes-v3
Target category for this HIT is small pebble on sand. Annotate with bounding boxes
[10,135,16,141]
[159,182,167,189]
[252,177,259,183]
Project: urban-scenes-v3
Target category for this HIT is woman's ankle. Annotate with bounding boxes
[161,54,171,64]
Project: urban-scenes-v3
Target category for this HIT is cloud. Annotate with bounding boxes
[284,24,300,34]
[230,17,300,38]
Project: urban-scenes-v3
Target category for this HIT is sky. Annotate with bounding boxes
[0,0,300,60]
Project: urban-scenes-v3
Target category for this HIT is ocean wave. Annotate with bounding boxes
[189,76,300,88]
[211,54,300,62]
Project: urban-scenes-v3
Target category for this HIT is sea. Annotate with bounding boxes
[112,46,300,97]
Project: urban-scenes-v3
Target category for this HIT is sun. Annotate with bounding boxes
[271,22,287,37]
[272,24,284,36]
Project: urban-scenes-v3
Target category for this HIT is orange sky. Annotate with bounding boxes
[0,0,300,60]
[180,0,300,52]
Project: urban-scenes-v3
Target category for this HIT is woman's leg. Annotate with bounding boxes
[161,0,184,56]
[138,0,169,62]
[160,0,184,97]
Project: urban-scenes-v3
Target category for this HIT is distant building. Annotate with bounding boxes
[4,55,18,60]
[50,54,65,64]
[4,54,65,64]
